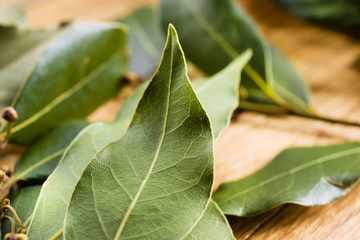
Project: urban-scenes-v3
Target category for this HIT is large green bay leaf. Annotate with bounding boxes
[26,100,233,239]
[0,25,68,110]
[213,142,360,216]
[159,0,314,115]
[2,22,127,145]
[2,184,42,236]
[32,50,243,236]
[118,6,165,80]
[64,25,214,239]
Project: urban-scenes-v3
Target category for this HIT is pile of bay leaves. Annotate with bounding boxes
[0,0,359,239]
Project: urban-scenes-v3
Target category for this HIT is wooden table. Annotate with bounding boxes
[1,0,360,239]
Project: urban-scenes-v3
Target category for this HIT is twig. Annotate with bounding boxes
[291,112,360,128]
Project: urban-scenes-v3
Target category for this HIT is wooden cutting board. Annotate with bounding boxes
[1,0,360,239]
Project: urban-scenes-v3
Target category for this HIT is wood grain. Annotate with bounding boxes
[1,0,360,239]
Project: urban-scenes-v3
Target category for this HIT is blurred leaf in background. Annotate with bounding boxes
[1,23,127,145]
[117,7,164,81]
[276,0,360,28]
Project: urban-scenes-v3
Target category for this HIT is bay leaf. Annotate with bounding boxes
[63,24,214,239]
[2,22,127,145]
[159,0,314,115]
[2,184,41,236]
[116,49,253,139]
[0,25,68,110]
[213,142,360,216]
[118,6,165,80]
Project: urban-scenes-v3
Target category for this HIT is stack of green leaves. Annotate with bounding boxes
[1,1,360,239]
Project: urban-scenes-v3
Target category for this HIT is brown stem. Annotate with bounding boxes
[292,113,360,128]
[239,106,360,128]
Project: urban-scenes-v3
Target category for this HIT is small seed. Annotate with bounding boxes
[1,107,18,122]
[4,233,28,240]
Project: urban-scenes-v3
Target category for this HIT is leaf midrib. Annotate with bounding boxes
[178,0,311,113]
[113,40,174,240]
[8,50,121,135]
[178,0,271,102]
[217,146,360,205]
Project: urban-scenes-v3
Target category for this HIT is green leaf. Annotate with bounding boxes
[276,0,360,28]
[0,25,68,110]
[0,7,25,28]
[213,142,360,216]
[2,184,42,235]
[13,120,88,183]
[118,6,165,80]
[159,0,314,115]
[64,25,214,239]
[116,49,253,139]
[2,22,128,145]
[185,200,235,240]
[27,122,127,240]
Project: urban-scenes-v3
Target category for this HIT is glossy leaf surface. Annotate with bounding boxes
[13,120,88,182]
[64,25,214,239]
[118,7,164,80]
[160,0,313,115]
[213,142,360,216]
[0,25,67,110]
[3,22,127,145]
